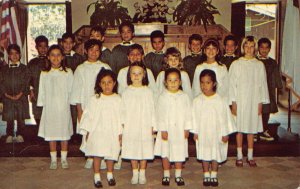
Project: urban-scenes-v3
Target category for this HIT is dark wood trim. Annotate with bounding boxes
[66,1,72,33]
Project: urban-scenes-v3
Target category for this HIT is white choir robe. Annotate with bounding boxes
[70,60,111,132]
[79,94,122,160]
[37,68,74,141]
[156,70,193,100]
[191,93,237,163]
[192,62,229,100]
[117,66,158,96]
[229,57,269,134]
[121,86,156,160]
[154,90,192,162]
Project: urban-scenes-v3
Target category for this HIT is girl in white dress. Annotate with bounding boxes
[117,44,157,95]
[192,69,236,187]
[154,68,191,186]
[79,69,122,188]
[229,36,269,167]
[121,62,156,185]
[192,38,229,100]
[71,39,111,169]
[156,47,193,100]
[37,45,73,170]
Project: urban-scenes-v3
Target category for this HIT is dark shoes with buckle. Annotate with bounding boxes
[94,181,103,188]
[211,178,219,187]
[107,178,116,186]
[203,177,211,187]
[162,177,170,186]
[175,177,185,186]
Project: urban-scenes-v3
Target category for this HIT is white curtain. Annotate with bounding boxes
[281,0,300,109]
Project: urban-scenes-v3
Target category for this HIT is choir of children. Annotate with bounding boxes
[2,20,284,187]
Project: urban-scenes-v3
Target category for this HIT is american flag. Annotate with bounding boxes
[0,0,22,63]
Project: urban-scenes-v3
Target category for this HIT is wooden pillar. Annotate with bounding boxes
[231,1,246,42]
[66,0,72,33]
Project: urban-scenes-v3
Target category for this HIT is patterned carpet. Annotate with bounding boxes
[1,157,299,189]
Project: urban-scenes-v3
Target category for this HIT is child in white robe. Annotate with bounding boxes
[156,47,193,100]
[229,36,269,167]
[117,44,157,95]
[192,38,229,100]
[192,69,236,187]
[37,45,74,170]
[79,69,122,188]
[70,39,111,169]
[154,68,191,186]
[121,62,156,185]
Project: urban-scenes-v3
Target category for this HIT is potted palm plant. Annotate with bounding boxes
[87,0,132,29]
[173,0,220,32]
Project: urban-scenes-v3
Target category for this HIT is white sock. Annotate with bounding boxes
[211,171,217,178]
[61,151,67,161]
[94,173,101,183]
[50,151,57,162]
[247,148,253,160]
[204,172,210,178]
[163,170,170,178]
[139,169,145,177]
[107,172,113,180]
[133,169,139,177]
[175,169,182,178]
[237,147,243,160]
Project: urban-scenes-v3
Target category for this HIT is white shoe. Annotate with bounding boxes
[84,158,93,169]
[100,160,106,170]
[6,136,13,143]
[61,160,69,169]
[138,173,147,184]
[15,135,24,143]
[260,131,274,141]
[131,174,139,185]
[50,161,57,170]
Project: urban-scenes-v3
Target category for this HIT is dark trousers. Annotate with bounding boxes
[262,113,270,132]
[71,105,77,134]
[6,119,25,136]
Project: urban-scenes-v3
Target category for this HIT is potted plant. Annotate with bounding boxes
[173,0,220,31]
[87,0,132,29]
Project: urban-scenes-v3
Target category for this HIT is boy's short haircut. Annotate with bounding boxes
[188,34,203,44]
[258,37,271,48]
[127,44,144,56]
[62,33,75,42]
[90,26,106,36]
[7,44,21,54]
[118,21,135,33]
[35,35,49,46]
[223,35,238,46]
[150,30,165,42]
[84,39,103,51]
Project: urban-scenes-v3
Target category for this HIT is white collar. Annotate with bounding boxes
[120,41,134,46]
[224,54,236,57]
[9,62,20,68]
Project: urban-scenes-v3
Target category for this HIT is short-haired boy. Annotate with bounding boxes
[220,35,239,70]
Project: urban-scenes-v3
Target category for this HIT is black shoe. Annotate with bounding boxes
[211,178,219,187]
[107,178,116,186]
[203,177,211,187]
[94,181,103,188]
[175,177,185,186]
[162,177,170,186]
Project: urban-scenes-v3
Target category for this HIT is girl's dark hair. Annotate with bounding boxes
[199,69,217,92]
[127,61,149,86]
[84,39,102,51]
[127,43,144,56]
[164,68,183,90]
[44,44,67,72]
[94,68,118,97]
[7,44,21,54]
[202,38,222,65]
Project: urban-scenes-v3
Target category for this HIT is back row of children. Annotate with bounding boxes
[0,20,282,188]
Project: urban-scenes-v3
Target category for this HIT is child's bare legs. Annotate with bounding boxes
[131,160,139,184]
[49,141,57,169]
[139,160,147,184]
[93,157,102,184]
[210,161,219,186]
[236,132,243,160]
[162,158,170,177]
[106,160,115,183]
[174,162,185,185]
[131,160,147,184]
[247,134,255,161]
[60,140,69,168]
[202,161,211,186]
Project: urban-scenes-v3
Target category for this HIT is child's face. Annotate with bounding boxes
[36,42,48,56]
[166,55,180,68]
[258,43,270,58]
[90,31,104,42]
[128,49,143,63]
[243,41,256,57]
[200,75,215,96]
[61,38,74,53]
[8,49,21,63]
[225,40,237,55]
[48,49,63,68]
[130,65,145,86]
[151,37,164,52]
[86,45,101,62]
[100,75,116,95]
[165,72,181,93]
[189,40,202,53]
[204,44,218,60]
[120,26,134,42]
